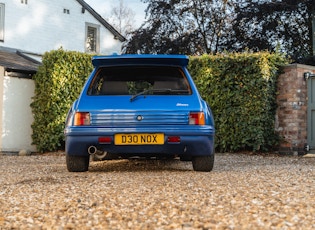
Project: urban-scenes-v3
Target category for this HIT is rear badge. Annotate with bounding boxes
[176,103,189,107]
[136,115,143,121]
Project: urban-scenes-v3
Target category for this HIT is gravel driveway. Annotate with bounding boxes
[1,153,315,229]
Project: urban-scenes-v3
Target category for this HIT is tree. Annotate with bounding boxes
[124,0,234,54]
[228,0,313,61]
[124,0,314,62]
[109,0,136,37]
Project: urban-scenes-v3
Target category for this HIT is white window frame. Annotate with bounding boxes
[0,3,4,41]
[85,23,100,53]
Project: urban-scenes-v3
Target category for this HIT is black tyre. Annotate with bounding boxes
[192,154,214,172]
[66,155,89,172]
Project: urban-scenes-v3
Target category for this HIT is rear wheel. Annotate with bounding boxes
[66,155,89,172]
[192,154,214,172]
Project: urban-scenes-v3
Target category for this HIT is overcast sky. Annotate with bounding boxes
[84,0,147,27]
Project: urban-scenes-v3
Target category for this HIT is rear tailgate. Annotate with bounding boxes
[76,95,202,127]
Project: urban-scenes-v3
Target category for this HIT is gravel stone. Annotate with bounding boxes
[0,153,315,229]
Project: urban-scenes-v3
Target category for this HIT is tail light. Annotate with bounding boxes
[74,112,90,126]
[167,136,181,143]
[189,112,205,125]
[98,137,112,144]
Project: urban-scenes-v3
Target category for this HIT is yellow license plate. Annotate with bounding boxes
[114,133,164,145]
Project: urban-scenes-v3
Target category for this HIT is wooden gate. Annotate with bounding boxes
[305,72,315,153]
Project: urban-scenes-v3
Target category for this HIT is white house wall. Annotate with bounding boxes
[1,0,122,55]
[1,76,36,152]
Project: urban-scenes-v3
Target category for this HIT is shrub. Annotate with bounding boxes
[188,52,288,152]
[31,49,93,152]
[31,50,287,152]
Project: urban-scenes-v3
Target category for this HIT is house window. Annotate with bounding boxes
[0,3,4,41]
[21,0,28,4]
[63,9,70,14]
[85,23,100,53]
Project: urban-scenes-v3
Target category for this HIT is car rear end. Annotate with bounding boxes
[64,55,215,172]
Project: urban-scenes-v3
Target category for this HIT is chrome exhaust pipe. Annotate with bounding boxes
[88,145,98,155]
[88,146,107,160]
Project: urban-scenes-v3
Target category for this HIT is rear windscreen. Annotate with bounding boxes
[87,66,191,96]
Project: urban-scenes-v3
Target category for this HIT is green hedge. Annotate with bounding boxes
[31,49,93,152]
[188,52,287,152]
[31,50,287,152]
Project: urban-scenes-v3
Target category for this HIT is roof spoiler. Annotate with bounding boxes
[92,54,189,67]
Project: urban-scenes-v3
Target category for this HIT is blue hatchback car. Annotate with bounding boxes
[64,54,215,172]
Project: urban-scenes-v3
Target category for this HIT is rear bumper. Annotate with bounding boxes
[65,126,215,157]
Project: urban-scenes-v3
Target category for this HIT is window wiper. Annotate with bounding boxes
[130,89,168,102]
[130,88,189,102]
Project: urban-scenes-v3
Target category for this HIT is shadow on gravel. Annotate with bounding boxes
[30,152,315,173]
[88,158,194,172]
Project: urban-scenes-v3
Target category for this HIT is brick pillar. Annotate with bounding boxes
[276,64,309,154]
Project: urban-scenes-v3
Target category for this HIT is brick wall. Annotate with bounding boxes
[276,64,315,154]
